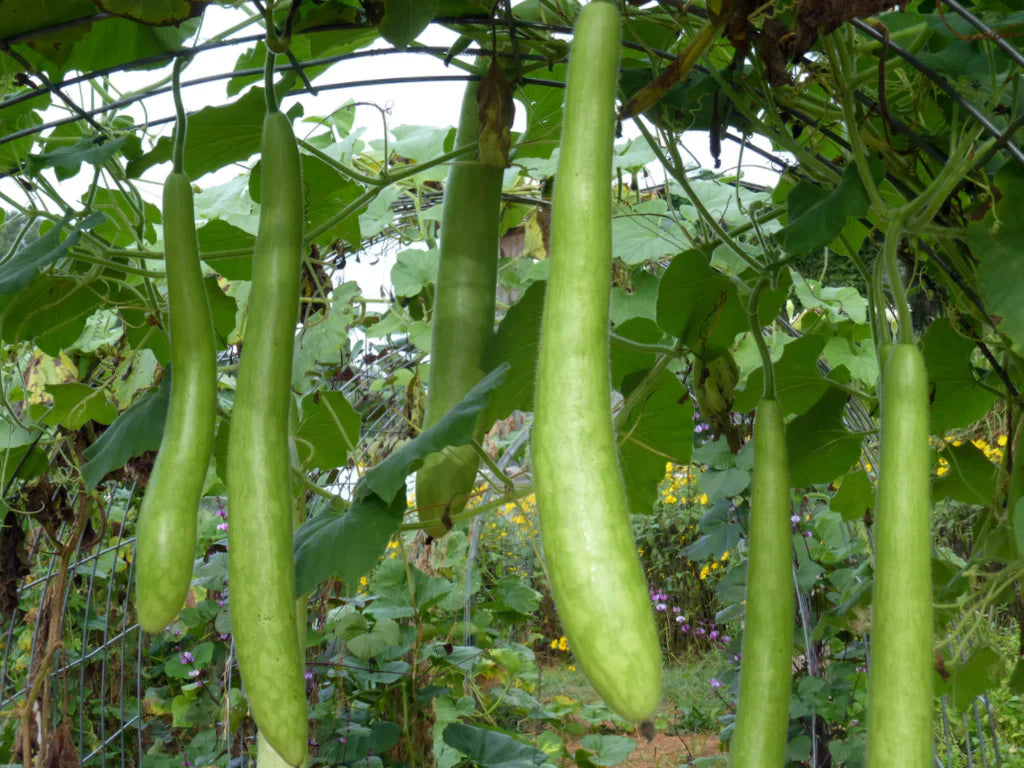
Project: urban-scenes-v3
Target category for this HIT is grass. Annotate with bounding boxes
[535,652,731,732]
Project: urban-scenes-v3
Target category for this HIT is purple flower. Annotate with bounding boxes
[790,514,800,524]
[695,627,706,636]
[217,522,229,531]
[709,677,724,690]
[672,606,681,613]
[305,670,314,681]
[179,651,194,665]
[675,615,686,624]
[680,623,690,633]
[803,530,813,538]
[722,635,731,643]
[338,736,348,744]
[188,669,201,679]
[709,630,720,640]
[655,602,667,612]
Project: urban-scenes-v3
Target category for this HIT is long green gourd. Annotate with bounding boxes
[728,398,794,767]
[532,0,662,723]
[226,56,307,767]
[416,73,504,539]
[867,342,933,768]
[134,58,217,634]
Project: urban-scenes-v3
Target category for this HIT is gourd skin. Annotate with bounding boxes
[532,0,662,724]
[728,398,794,768]
[416,76,503,539]
[867,342,933,768]
[134,172,217,635]
[226,110,308,768]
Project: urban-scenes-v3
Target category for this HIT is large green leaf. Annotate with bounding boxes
[970,164,1024,354]
[0,276,104,355]
[618,370,694,515]
[830,470,874,522]
[611,200,686,266]
[28,383,117,430]
[80,372,171,490]
[580,735,636,767]
[293,390,361,472]
[777,161,883,255]
[932,441,997,507]
[952,645,1005,712]
[293,492,405,595]
[379,0,438,48]
[922,318,997,434]
[126,87,266,180]
[656,249,747,351]
[362,363,508,503]
[442,723,548,768]
[0,213,106,296]
[484,282,545,424]
[786,387,863,487]
[734,334,829,416]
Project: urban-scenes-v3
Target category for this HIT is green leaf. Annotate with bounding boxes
[733,334,829,416]
[28,383,116,429]
[204,276,237,349]
[1009,657,1024,695]
[292,282,359,393]
[1014,498,1024,560]
[830,470,874,522]
[285,154,364,247]
[0,276,104,355]
[293,492,405,595]
[611,200,686,266]
[656,250,747,351]
[379,0,438,48]
[490,578,542,615]
[686,500,744,561]
[610,317,663,390]
[970,164,1024,354]
[197,221,255,280]
[93,0,211,26]
[512,65,567,162]
[347,617,402,660]
[932,441,997,507]
[442,723,548,768]
[90,187,159,247]
[0,213,106,296]
[786,387,863,487]
[485,282,545,424]
[362,364,507,503]
[698,467,750,503]
[579,735,636,767]
[777,162,883,255]
[619,371,694,514]
[25,135,127,180]
[127,87,266,180]
[391,248,439,298]
[952,645,1005,711]
[80,373,171,490]
[293,390,362,472]
[922,318,997,433]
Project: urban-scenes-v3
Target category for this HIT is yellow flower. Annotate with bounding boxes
[664,494,677,504]
[864,462,873,472]
[359,576,368,586]
[698,494,709,505]
[720,550,730,562]
[568,664,576,672]
[699,564,711,580]
[998,434,1008,447]
[711,562,719,571]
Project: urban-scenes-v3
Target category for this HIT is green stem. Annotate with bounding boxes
[171,56,189,174]
[748,279,775,400]
[296,139,386,187]
[609,333,680,357]
[883,216,913,344]
[264,49,279,113]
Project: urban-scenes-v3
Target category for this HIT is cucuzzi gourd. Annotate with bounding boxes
[532,0,662,724]
[134,60,217,635]
[415,73,503,539]
[225,65,308,767]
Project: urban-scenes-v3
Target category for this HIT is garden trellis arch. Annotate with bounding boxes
[1,0,1023,766]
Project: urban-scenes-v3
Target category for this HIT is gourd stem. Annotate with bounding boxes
[748,278,776,400]
[171,56,188,174]
[264,50,279,113]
